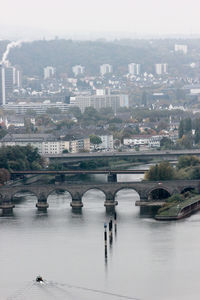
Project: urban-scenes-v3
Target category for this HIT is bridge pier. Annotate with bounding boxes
[36,193,49,212]
[36,202,49,212]
[1,203,15,215]
[70,193,83,211]
[107,174,117,182]
[0,195,15,215]
[104,192,118,213]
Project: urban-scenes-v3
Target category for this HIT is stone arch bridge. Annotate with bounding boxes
[0,180,200,213]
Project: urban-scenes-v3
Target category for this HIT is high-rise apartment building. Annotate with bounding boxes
[128,63,141,75]
[155,63,168,75]
[0,65,6,105]
[100,64,113,76]
[0,64,17,105]
[44,66,56,79]
[13,67,22,88]
[174,44,188,54]
[72,65,85,77]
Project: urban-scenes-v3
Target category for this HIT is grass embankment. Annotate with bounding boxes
[156,193,200,219]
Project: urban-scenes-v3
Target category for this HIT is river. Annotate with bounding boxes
[1,172,200,300]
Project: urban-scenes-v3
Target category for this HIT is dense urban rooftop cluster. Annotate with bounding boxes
[0,38,199,154]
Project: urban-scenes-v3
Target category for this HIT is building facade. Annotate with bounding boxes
[70,94,129,112]
[44,66,56,79]
[0,134,90,155]
[3,101,70,114]
[72,65,85,77]
[128,63,141,76]
[100,64,113,76]
[155,63,168,75]
[174,44,188,54]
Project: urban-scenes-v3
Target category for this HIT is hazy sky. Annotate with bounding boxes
[1,0,200,39]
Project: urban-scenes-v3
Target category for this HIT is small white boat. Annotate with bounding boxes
[36,275,44,284]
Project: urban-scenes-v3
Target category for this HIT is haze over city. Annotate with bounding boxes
[2,1,200,299]
[1,0,200,39]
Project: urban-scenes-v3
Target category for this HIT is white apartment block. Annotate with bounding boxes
[123,135,162,148]
[70,94,129,113]
[0,134,91,155]
[44,66,56,79]
[174,44,188,54]
[72,65,85,77]
[3,101,70,114]
[98,135,113,150]
[155,63,168,75]
[100,64,113,76]
[0,65,6,105]
[0,134,69,155]
[128,63,141,76]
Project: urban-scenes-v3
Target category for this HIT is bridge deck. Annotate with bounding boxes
[11,170,147,175]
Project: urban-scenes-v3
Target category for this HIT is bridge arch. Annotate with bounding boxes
[148,186,171,201]
[46,188,72,208]
[46,188,73,200]
[11,189,38,203]
[181,186,197,194]
[114,187,141,202]
[81,188,107,208]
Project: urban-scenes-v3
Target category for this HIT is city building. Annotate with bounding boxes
[72,65,85,77]
[70,94,129,113]
[155,63,168,75]
[123,135,161,148]
[3,101,70,114]
[100,64,113,76]
[70,138,90,153]
[0,134,90,155]
[44,66,56,79]
[0,65,6,105]
[128,63,141,76]
[13,66,22,88]
[174,44,188,54]
[0,64,17,105]
[98,134,114,150]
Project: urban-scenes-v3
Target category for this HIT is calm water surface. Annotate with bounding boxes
[1,173,200,300]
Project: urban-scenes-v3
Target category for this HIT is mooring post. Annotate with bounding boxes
[114,212,117,233]
[104,223,107,259]
[109,219,113,244]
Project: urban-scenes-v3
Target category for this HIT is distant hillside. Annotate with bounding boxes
[6,39,157,76]
[0,39,196,77]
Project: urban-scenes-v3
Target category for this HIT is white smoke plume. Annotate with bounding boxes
[1,41,22,64]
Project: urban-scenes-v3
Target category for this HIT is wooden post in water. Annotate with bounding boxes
[109,219,113,244]
[114,212,117,233]
[104,223,107,259]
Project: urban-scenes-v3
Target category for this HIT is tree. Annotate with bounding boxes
[89,135,102,149]
[178,134,193,149]
[177,155,200,170]
[0,168,10,185]
[160,137,174,149]
[68,106,82,120]
[145,162,175,181]
[62,149,69,153]
[178,120,184,139]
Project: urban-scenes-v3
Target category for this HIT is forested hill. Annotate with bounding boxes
[0,39,196,77]
[2,39,157,76]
